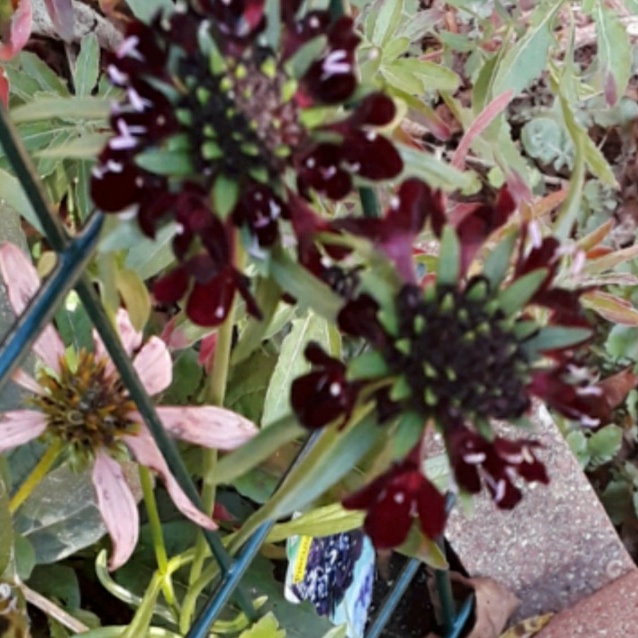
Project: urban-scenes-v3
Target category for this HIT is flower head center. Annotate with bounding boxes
[32,350,138,458]
[177,47,302,181]
[390,281,531,423]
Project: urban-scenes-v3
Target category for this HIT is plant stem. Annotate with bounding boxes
[139,466,177,611]
[188,250,238,596]
[9,440,63,513]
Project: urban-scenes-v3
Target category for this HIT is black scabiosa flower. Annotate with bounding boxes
[291,189,609,548]
[91,0,403,325]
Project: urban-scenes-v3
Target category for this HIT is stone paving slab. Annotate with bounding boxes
[536,570,638,637]
[432,405,635,621]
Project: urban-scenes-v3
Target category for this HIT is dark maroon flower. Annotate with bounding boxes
[291,217,606,435]
[342,450,447,548]
[447,426,548,509]
[456,187,516,273]
[290,343,360,429]
[151,187,261,326]
[92,2,404,316]
[332,178,445,281]
[297,16,360,105]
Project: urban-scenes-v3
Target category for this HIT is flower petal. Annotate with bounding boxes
[123,427,216,531]
[0,409,47,450]
[92,452,140,571]
[12,369,43,394]
[0,243,65,372]
[94,308,143,369]
[156,406,258,450]
[133,336,172,396]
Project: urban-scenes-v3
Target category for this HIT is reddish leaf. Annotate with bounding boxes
[597,368,638,411]
[44,0,74,41]
[0,65,8,106]
[582,290,638,326]
[451,90,513,169]
[0,0,32,61]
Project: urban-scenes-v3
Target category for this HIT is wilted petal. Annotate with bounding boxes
[0,243,65,372]
[124,427,217,531]
[133,336,172,396]
[156,406,258,450]
[0,0,32,61]
[0,410,47,450]
[12,369,42,395]
[92,452,140,571]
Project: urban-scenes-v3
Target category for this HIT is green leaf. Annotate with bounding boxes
[163,350,204,405]
[566,430,589,468]
[242,556,333,638]
[497,269,547,315]
[397,527,447,570]
[483,231,517,289]
[523,325,592,354]
[232,276,282,365]
[491,2,564,98]
[267,503,364,543]
[37,133,111,159]
[239,613,285,638]
[123,222,179,280]
[373,0,405,47]
[5,52,69,97]
[213,173,240,218]
[28,565,81,611]
[606,325,638,361]
[400,144,478,192]
[11,96,109,123]
[0,168,43,232]
[262,314,335,426]
[135,148,194,176]
[0,474,12,576]
[125,0,174,22]
[270,246,343,322]
[581,290,638,326]
[347,350,388,380]
[55,291,93,352]
[14,533,35,580]
[249,413,385,524]
[392,410,425,459]
[211,415,304,487]
[13,462,106,564]
[436,226,460,286]
[594,3,631,106]
[114,267,151,332]
[74,34,100,97]
[587,424,623,465]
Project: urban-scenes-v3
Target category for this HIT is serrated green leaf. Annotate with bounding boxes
[37,133,111,159]
[594,3,631,106]
[239,613,285,638]
[270,246,343,322]
[262,314,335,426]
[373,0,405,47]
[74,34,100,97]
[11,96,109,123]
[588,424,622,464]
[491,2,564,98]
[0,168,42,232]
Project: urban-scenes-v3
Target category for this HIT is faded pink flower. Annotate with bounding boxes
[0,243,258,570]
